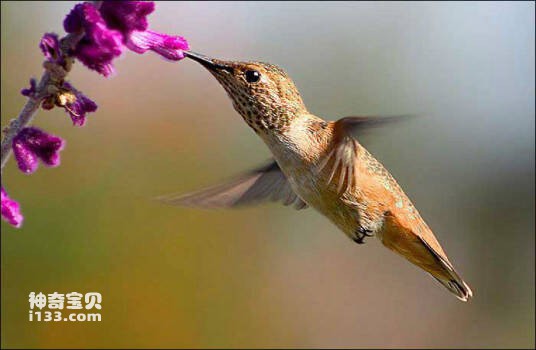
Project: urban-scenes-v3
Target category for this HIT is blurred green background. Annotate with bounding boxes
[1,1,534,348]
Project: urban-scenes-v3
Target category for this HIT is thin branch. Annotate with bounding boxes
[0,1,101,172]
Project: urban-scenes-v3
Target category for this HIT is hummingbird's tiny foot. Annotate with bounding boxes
[353,236,366,244]
[359,227,374,236]
[353,227,373,244]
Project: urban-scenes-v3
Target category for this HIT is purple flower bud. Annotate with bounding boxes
[1,187,23,228]
[100,1,155,38]
[64,3,123,77]
[61,82,98,126]
[40,33,61,62]
[21,78,37,97]
[127,30,189,60]
[12,127,65,174]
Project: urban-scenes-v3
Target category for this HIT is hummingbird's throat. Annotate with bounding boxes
[214,73,293,134]
[231,98,293,134]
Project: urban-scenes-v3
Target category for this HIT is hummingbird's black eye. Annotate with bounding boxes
[244,70,261,83]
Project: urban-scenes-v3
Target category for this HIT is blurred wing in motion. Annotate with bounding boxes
[157,160,308,210]
[338,115,416,137]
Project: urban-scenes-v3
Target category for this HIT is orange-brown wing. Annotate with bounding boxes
[316,115,414,194]
[157,160,308,210]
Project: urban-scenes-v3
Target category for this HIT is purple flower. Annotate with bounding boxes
[64,3,123,77]
[21,78,37,97]
[12,127,65,174]
[40,33,61,63]
[64,1,189,75]
[99,1,155,37]
[100,1,188,60]
[127,30,189,60]
[1,187,23,228]
[59,82,98,126]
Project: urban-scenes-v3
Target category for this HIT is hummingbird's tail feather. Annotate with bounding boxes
[417,235,473,302]
[381,212,473,302]
[431,273,473,302]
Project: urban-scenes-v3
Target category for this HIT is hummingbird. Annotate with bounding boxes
[162,51,473,301]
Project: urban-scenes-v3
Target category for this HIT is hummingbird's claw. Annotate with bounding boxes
[353,227,374,244]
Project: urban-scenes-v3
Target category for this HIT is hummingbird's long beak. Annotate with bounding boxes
[184,51,233,72]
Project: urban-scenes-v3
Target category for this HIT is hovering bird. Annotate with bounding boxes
[161,51,472,301]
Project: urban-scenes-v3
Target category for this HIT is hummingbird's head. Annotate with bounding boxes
[185,51,307,134]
